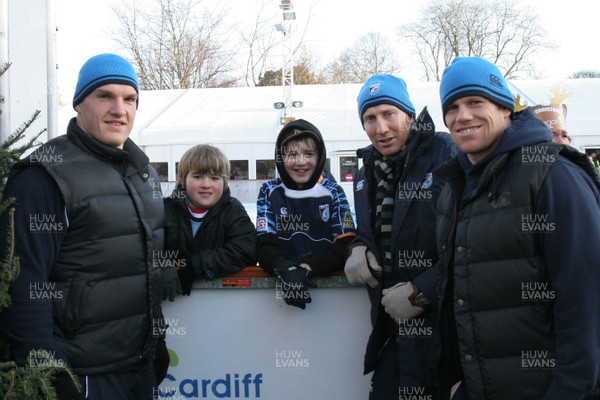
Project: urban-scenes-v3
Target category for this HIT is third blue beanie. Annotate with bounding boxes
[440,56,514,119]
[73,53,139,108]
[357,74,416,124]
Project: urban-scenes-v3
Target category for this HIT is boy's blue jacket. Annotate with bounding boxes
[256,118,356,277]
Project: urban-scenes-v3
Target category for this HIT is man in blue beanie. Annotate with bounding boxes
[345,74,456,399]
[0,53,175,399]
[435,56,600,399]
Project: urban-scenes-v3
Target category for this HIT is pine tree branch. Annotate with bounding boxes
[0,62,11,79]
[1,59,72,400]
[1,111,45,154]
[0,208,19,311]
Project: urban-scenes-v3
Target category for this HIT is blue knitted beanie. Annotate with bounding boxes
[73,53,139,108]
[440,56,514,119]
[357,74,416,124]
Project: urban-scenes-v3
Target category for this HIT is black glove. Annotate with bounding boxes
[53,370,84,400]
[274,264,312,309]
[161,266,180,302]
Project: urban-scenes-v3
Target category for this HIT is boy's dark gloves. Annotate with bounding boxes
[274,264,313,310]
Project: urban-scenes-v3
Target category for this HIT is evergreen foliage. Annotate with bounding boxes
[0,61,80,400]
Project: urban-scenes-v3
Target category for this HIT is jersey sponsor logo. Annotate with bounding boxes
[276,213,309,232]
[319,204,330,222]
[343,212,354,229]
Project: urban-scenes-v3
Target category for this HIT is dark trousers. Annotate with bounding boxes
[80,362,156,400]
[369,338,399,400]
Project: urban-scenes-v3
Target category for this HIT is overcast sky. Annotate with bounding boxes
[56,0,600,99]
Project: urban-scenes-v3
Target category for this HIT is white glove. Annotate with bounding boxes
[381,282,425,321]
[344,245,382,288]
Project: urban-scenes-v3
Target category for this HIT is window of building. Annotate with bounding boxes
[150,162,169,181]
[256,159,276,179]
[230,160,249,180]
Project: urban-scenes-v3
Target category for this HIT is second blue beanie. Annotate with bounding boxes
[440,56,514,120]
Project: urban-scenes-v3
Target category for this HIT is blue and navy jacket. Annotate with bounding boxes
[256,119,356,276]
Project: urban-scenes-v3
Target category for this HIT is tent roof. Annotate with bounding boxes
[58,79,600,147]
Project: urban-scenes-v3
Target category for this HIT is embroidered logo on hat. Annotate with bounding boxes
[369,83,381,95]
[489,74,505,89]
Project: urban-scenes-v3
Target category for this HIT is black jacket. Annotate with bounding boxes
[435,109,600,399]
[164,187,256,294]
[353,108,456,386]
[1,118,164,375]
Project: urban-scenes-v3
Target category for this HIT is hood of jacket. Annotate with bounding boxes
[275,119,326,190]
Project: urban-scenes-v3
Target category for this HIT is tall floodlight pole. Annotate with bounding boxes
[273,0,302,125]
[280,0,294,124]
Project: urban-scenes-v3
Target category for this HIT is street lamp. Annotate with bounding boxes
[280,0,292,10]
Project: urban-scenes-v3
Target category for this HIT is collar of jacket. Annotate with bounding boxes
[66,117,149,172]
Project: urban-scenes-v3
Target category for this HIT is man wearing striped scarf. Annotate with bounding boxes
[345,74,456,400]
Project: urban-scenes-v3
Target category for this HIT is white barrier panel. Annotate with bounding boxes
[158,278,373,400]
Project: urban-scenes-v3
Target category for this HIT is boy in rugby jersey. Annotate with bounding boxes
[256,119,356,309]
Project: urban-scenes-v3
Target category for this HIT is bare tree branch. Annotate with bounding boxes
[111,0,237,89]
[324,32,400,83]
[398,0,554,81]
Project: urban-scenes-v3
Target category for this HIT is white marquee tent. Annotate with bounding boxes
[58,79,600,156]
[56,78,600,206]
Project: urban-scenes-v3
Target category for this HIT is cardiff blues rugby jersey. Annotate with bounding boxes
[256,176,356,261]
